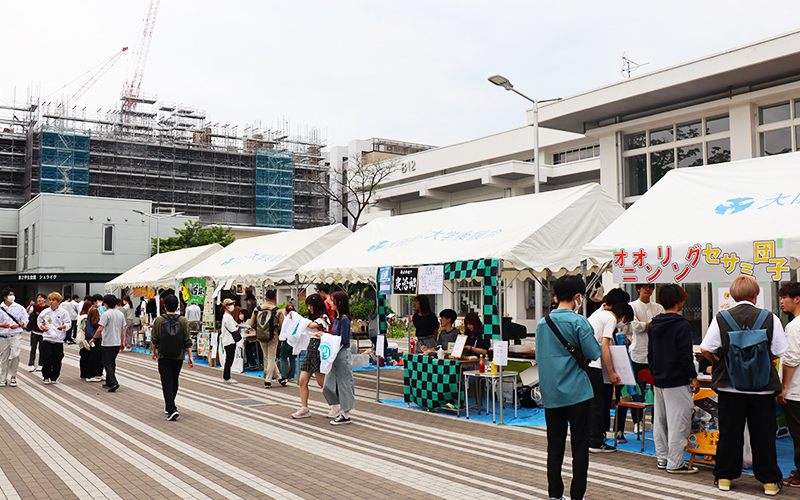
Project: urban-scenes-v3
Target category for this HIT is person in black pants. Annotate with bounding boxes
[27,294,47,371]
[221,298,239,384]
[151,295,193,421]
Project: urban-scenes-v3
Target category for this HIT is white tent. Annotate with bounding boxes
[177,224,352,286]
[581,153,800,270]
[106,243,223,290]
[297,183,624,283]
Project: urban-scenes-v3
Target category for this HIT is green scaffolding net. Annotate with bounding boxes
[255,149,293,228]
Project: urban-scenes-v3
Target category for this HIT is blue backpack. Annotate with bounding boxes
[719,309,771,391]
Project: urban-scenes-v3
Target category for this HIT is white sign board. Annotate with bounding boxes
[492,340,508,367]
[601,345,636,385]
[417,265,444,295]
[376,334,385,357]
[718,286,765,311]
[451,334,468,358]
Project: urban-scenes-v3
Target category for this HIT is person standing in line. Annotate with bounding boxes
[151,294,193,421]
[412,295,439,353]
[89,295,125,392]
[59,296,77,345]
[0,288,28,387]
[27,293,47,371]
[82,294,105,382]
[121,295,135,350]
[648,284,700,473]
[322,291,356,425]
[37,292,71,385]
[700,275,786,496]
[537,275,601,500]
[248,289,285,388]
[291,293,329,419]
[778,282,800,488]
[220,298,239,384]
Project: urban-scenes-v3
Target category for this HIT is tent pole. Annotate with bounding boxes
[581,260,588,316]
[498,260,505,425]
[369,279,381,402]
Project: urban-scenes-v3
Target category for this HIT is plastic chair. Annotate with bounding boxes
[613,369,655,452]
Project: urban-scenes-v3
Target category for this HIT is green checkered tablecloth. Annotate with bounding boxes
[403,354,461,410]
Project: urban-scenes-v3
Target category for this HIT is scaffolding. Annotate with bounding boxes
[255,149,293,228]
[39,126,90,195]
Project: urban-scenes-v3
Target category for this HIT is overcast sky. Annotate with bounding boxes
[2,1,799,150]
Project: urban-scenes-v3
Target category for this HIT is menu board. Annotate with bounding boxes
[417,265,444,295]
[379,266,393,295]
[392,267,418,295]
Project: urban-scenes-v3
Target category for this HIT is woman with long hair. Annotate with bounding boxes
[291,293,330,419]
[121,295,134,349]
[413,295,439,353]
[462,311,489,356]
[323,291,356,424]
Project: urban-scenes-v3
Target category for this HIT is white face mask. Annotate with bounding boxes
[6,295,14,303]
[573,295,583,312]
[226,305,235,312]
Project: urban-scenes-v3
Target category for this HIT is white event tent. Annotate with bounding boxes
[298,183,625,284]
[581,153,800,271]
[177,224,352,286]
[106,243,223,290]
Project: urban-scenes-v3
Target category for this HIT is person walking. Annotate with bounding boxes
[0,288,28,387]
[648,284,700,473]
[248,289,285,388]
[37,292,71,385]
[322,291,356,425]
[778,282,800,488]
[536,275,602,500]
[121,295,135,349]
[82,295,105,382]
[291,293,329,419]
[59,296,78,345]
[151,294,193,421]
[89,295,125,392]
[220,298,239,384]
[700,275,786,495]
[27,293,47,371]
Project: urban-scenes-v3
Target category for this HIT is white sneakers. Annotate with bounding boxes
[8,377,16,387]
[28,365,38,372]
[86,376,103,383]
[224,378,238,385]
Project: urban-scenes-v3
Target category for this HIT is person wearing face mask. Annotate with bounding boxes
[220,298,239,384]
[81,294,105,382]
[0,288,28,387]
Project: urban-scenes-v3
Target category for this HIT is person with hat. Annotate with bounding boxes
[220,298,239,384]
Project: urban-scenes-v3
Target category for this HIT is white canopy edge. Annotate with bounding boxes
[106,243,224,290]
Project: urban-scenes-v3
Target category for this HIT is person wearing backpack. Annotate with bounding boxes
[700,275,787,496]
[248,289,285,388]
[151,294,193,421]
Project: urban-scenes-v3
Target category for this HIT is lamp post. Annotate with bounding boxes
[132,209,183,255]
[489,75,560,323]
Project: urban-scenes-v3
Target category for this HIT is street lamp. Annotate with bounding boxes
[488,74,561,194]
[133,209,184,254]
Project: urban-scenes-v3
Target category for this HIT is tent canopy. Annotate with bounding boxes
[106,243,223,290]
[177,224,352,286]
[298,183,624,283]
[581,152,800,270]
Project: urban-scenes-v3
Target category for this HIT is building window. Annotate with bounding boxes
[552,144,600,165]
[103,225,114,253]
[757,99,800,157]
[23,227,28,270]
[0,234,17,272]
[622,113,731,204]
[31,223,35,255]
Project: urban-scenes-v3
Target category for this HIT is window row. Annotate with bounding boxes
[624,115,729,151]
[757,100,800,157]
[552,145,600,165]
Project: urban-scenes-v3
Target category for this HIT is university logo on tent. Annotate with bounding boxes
[320,344,331,360]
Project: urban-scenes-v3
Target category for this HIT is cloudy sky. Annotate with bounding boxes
[2,1,799,149]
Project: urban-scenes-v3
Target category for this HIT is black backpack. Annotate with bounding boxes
[159,314,185,358]
[254,307,279,341]
[26,309,37,332]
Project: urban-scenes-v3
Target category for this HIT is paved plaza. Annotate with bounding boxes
[0,344,776,500]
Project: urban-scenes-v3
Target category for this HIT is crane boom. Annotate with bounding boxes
[71,47,129,104]
[122,0,161,111]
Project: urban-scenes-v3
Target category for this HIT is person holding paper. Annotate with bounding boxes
[322,291,356,425]
[291,294,330,419]
[648,284,700,474]
[412,295,439,353]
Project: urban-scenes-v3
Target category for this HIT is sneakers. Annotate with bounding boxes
[167,411,179,421]
[107,383,119,392]
[224,378,238,385]
[783,473,800,487]
[0,381,5,387]
[614,431,627,443]
[28,365,37,372]
[43,379,52,385]
[279,378,288,387]
[716,478,732,491]
[657,460,667,470]
[264,380,272,388]
[589,443,617,453]
[331,414,351,425]
[326,405,341,418]
[292,407,311,419]
[667,465,698,474]
[86,376,103,383]
[764,482,782,496]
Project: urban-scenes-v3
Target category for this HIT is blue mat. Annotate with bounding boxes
[379,397,547,426]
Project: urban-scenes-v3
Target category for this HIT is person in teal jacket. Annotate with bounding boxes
[536,274,602,500]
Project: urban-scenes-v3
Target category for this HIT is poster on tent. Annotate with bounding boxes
[718,286,765,310]
[182,278,207,304]
[612,239,791,284]
[202,282,215,327]
[378,267,392,295]
[417,265,444,295]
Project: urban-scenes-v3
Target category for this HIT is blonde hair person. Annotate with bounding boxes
[37,291,71,384]
[729,275,761,302]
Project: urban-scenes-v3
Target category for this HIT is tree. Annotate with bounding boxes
[152,220,236,255]
[315,152,399,231]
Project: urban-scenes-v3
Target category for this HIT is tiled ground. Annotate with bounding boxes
[0,341,778,499]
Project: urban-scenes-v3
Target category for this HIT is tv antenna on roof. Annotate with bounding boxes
[620,52,649,78]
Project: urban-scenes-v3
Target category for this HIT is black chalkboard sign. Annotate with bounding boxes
[392,267,418,295]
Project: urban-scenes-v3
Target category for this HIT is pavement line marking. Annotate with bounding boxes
[18,380,229,500]
[0,389,123,500]
[0,461,21,500]
[15,371,310,500]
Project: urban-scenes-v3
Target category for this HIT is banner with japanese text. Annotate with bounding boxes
[612,240,790,284]
[181,278,207,304]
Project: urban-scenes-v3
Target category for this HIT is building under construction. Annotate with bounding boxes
[0,93,329,229]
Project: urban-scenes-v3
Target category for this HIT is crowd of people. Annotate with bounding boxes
[536,274,800,500]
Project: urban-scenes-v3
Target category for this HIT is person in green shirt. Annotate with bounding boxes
[151,294,193,421]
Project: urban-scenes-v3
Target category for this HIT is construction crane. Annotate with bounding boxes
[70,47,129,104]
[122,0,161,112]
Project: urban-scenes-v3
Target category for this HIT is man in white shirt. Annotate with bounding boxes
[38,292,71,384]
[185,302,202,330]
[700,276,786,495]
[60,295,79,345]
[779,282,800,488]
[0,288,28,387]
[89,295,126,392]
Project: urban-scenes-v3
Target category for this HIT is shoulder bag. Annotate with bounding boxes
[544,314,590,372]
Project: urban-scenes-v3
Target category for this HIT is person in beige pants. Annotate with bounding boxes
[249,289,285,388]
